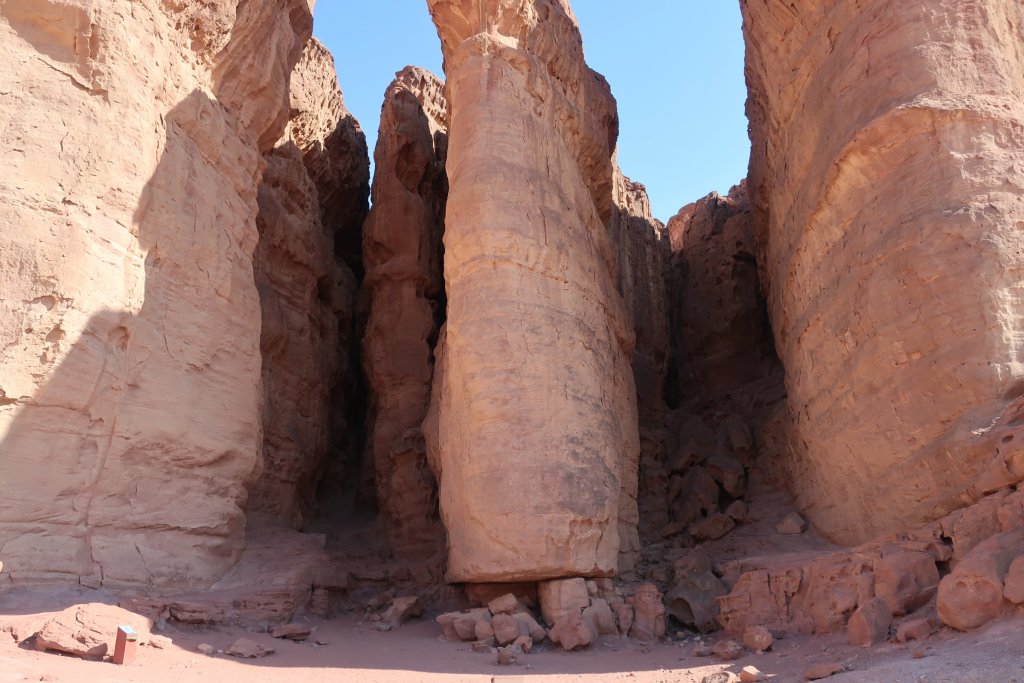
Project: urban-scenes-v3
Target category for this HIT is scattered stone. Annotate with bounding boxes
[471,639,495,653]
[538,578,590,626]
[702,673,739,683]
[777,512,807,535]
[689,514,736,541]
[848,597,892,646]
[742,625,774,653]
[366,591,394,611]
[383,596,423,626]
[803,662,842,680]
[374,623,393,632]
[895,617,936,643]
[198,643,215,655]
[713,639,743,660]
[34,603,151,659]
[912,650,926,659]
[627,583,666,642]
[725,500,748,523]
[548,610,596,650]
[226,638,274,658]
[315,638,329,646]
[667,549,727,633]
[513,635,533,653]
[693,642,714,657]
[740,665,766,682]
[705,450,746,498]
[496,644,522,665]
[148,634,172,649]
[271,623,312,641]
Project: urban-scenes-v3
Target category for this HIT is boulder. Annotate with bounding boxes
[937,528,1024,630]
[34,604,151,659]
[847,597,892,646]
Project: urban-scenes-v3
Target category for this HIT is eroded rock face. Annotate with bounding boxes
[0,0,312,588]
[743,0,1024,544]
[363,66,448,560]
[248,38,369,525]
[609,169,670,552]
[425,0,639,581]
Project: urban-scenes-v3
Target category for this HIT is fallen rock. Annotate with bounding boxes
[777,513,807,535]
[538,578,590,626]
[488,593,525,615]
[471,639,494,653]
[874,551,940,616]
[198,643,215,655]
[739,665,766,682]
[690,514,737,541]
[583,599,618,636]
[725,500,748,523]
[702,673,739,683]
[34,603,152,659]
[271,623,312,641]
[895,617,936,643]
[847,597,892,646]
[742,625,773,653]
[937,527,1024,630]
[496,643,521,665]
[1002,554,1024,604]
[693,642,715,657]
[548,610,596,651]
[713,639,743,661]
[803,662,842,680]
[706,450,746,498]
[512,611,547,642]
[148,635,173,649]
[513,634,533,653]
[383,596,423,626]
[226,638,274,658]
[491,613,523,646]
[475,620,495,640]
[667,549,727,633]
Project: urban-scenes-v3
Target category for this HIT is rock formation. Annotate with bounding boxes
[362,66,448,560]
[250,38,369,525]
[743,0,1024,544]
[0,0,314,588]
[425,0,640,582]
[608,169,671,550]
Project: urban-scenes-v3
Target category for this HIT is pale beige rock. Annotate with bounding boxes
[739,666,765,683]
[743,0,1024,544]
[548,610,596,651]
[425,0,639,582]
[538,578,590,627]
[226,638,274,658]
[487,593,524,615]
[362,66,447,559]
[742,626,773,653]
[666,550,726,633]
[383,596,424,626]
[0,0,313,588]
[34,603,151,659]
[713,639,743,661]
[582,599,618,636]
[777,513,807,535]
[937,527,1024,630]
[270,623,311,641]
[895,617,937,643]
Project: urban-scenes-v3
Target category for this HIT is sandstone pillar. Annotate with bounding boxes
[425,0,639,582]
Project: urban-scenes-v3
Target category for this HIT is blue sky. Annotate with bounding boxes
[312,2,748,222]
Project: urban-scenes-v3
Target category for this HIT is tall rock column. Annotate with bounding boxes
[0,0,311,589]
[425,0,639,582]
[743,0,1024,543]
[363,67,448,560]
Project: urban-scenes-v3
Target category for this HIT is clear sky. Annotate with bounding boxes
[312,2,749,222]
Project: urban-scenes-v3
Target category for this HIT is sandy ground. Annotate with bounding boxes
[2,609,1023,683]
